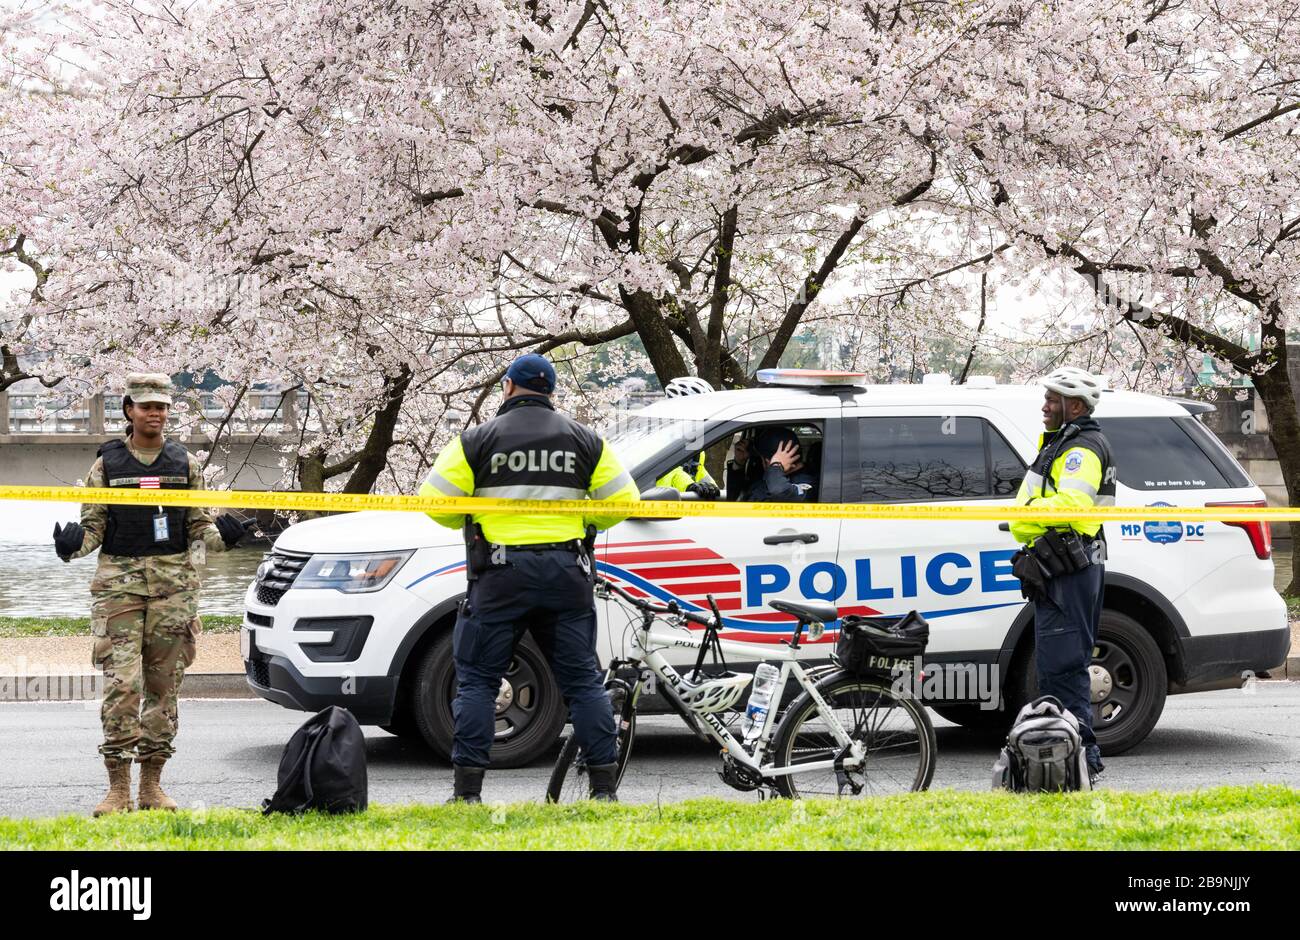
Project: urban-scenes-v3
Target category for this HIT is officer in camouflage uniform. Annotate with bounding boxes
[53,374,248,816]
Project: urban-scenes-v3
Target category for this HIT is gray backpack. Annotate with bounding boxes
[991,696,1091,793]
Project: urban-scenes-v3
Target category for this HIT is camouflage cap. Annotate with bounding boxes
[124,373,173,405]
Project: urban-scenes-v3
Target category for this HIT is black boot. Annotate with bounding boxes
[447,765,484,804]
[587,763,619,802]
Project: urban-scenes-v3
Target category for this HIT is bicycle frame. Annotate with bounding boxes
[627,620,865,779]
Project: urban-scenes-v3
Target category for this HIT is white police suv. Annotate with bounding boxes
[241,371,1290,766]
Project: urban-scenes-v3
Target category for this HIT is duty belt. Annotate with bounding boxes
[507,541,583,553]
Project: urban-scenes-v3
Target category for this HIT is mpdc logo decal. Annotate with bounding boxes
[1143,501,1182,545]
[1064,452,1083,472]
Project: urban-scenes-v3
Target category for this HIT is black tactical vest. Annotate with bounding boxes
[1031,416,1116,536]
[99,439,191,556]
[460,396,602,501]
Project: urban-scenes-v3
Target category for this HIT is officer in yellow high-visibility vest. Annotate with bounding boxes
[1009,366,1115,782]
[655,451,718,498]
[654,377,720,499]
[420,353,640,803]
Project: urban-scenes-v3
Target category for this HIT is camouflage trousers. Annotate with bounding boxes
[90,591,200,762]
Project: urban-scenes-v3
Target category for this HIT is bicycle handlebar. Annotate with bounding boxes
[596,576,717,628]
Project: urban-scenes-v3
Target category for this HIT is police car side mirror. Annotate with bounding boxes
[631,486,683,521]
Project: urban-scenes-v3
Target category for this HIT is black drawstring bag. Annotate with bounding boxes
[833,611,929,675]
[262,706,368,815]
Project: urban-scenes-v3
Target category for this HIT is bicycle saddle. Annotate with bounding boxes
[767,597,837,623]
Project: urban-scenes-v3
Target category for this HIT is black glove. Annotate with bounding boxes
[215,514,247,548]
[685,479,721,501]
[53,522,85,562]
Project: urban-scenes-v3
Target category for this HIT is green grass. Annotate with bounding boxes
[1284,594,1300,620]
[3,786,1297,850]
[0,615,242,638]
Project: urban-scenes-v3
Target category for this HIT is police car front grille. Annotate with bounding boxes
[254,551,309,607]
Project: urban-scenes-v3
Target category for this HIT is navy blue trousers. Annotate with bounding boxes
[450,549,616,768]
[1033,562,1104,750]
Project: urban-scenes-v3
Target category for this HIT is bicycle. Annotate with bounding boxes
[546,576,937,802]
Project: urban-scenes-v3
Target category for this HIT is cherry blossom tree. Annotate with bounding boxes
[869,0,1300,587]
[7,0,1298,581]
[3,0,1000,489]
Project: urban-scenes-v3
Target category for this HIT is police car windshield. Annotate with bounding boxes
[603,414,709,473]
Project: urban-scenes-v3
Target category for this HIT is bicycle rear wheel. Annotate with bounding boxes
[545,680,637,803]
[770,672,936,798]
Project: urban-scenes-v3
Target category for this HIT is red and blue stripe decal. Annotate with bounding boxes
[596,538,1020,644]
[406,538,1021,643]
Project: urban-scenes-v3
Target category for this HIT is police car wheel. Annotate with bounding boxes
[1088,610,1167,756]
[411,630,567,768]
[1022,608,1167,756]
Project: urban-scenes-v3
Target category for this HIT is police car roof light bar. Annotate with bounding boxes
[755,368,868,389]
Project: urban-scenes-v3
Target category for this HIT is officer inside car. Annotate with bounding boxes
[727,426,818,502]
[1009,366,1115,782]
[419,353,640,803]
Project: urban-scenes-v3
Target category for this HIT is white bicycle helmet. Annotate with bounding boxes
[676,670,752,714]
[1041,367,1106,411]
[664,376,714,397]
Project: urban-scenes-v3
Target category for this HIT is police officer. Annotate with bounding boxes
[655,452,719,499]
[1009,367,1114,781]
[53,374,248,816]
[420,354,640,803]
[654,377,720,499]
[727,426,817,502]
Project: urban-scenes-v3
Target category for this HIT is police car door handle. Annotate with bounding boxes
[763,533,819,545]
[998,523,1010,532]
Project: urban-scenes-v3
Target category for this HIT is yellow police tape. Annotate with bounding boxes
[0,484,1294,523]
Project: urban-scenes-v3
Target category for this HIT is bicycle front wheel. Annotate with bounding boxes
[770,673,936,798]
[545,681,637,803]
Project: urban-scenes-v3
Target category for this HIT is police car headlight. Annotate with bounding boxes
[293,551,415,593]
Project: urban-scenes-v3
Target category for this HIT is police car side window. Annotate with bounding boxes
[988,424,1027,496]
[855,416,1024,502]
[1100,416,1236,490]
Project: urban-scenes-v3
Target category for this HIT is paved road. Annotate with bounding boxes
[2,683,1298,818]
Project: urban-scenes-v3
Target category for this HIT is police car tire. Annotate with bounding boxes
[1087,610,1167,756]
[411,629,567,768]
[1020,609,1167,756]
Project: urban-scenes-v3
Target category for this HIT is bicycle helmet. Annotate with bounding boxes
[664,376,714,397]
[1040,367,1106,411]
[675,670,752,714]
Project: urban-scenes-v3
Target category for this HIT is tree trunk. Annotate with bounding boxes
[342,364,412,495]
[621,288,689,384]
[296,446,329,520]
[1248,364,1300,594]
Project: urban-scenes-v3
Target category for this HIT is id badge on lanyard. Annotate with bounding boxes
[153,507,170,543]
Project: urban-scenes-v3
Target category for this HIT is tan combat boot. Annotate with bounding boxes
[137,757,178,811]
[92,759,134,817]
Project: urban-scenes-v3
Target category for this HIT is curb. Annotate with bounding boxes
[1,672,254,702]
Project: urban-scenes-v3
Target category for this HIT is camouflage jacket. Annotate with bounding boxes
[72,436,228,596]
